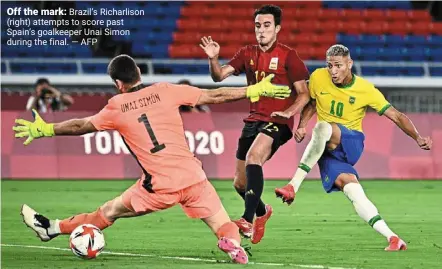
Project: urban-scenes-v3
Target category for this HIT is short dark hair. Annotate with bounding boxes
[254,5,282,26]
[326,44,351,58]
[35,78,50,86]
[107,54,140,84]
[178,79,191,85]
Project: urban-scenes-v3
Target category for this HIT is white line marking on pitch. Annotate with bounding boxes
[1,243,359,269]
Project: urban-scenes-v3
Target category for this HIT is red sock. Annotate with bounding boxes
[216,222,241,244]
[59,208,113,234]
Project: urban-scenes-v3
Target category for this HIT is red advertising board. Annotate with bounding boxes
[1,111,441,179]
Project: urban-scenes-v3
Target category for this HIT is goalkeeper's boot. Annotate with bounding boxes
[217,237,248,264]
[275,184,296,205]
[21,204,58,242]
[232,218,252,238]
[251,204,273,244]
[385,236,407,251]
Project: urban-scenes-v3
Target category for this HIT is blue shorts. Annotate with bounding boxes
[318,124,365,193]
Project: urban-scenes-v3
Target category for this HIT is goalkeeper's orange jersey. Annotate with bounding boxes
[90,83,206,193]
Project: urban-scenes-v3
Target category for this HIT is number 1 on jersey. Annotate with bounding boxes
[138,113,166,153]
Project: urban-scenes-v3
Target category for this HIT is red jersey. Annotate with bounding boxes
[228,41,309,129]
[90,83,206,193]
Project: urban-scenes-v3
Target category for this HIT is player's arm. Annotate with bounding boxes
[197,87,247,104]
[200,36,243,82]
[298,99,317,128]
[279,81,310,118]
[13,100,116,145]
[271,54,313,121]
[12,110,98,145]
[369,87,432,150]
[209,60,235,82]
[383,106,432,150]
[196,74,290,105]
[277,50,311,117]
[288,99,317,143]
[53,117,97,135]
[286,50,311,117]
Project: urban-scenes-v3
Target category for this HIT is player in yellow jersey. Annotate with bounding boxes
[272,44,432,251]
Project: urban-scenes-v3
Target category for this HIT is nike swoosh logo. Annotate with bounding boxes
[320,92,330,95]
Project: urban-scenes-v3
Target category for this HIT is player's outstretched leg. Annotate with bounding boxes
[336,174,407,251]
[233,160,272,238]
[233,159,267,238]
[21,195,137,241]
[203,207,248,264]
[241,134,274,244]
[21,204,59,242]
[234,159,268,216]
[276,121,333,204]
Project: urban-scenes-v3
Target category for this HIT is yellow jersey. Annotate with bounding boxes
[309,68,391,132]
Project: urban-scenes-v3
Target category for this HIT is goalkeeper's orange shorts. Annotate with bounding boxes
[121,178,221,219]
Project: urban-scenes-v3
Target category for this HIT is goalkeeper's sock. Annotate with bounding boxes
[235,187,267,217]
[289,121,332,191]
[58,208,113,234]
[49,220,61,235]
[242,164,264,223]
[343,182,397,240]
[216,221,241,246]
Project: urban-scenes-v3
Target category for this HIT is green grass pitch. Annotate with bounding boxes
[2,180,442,269]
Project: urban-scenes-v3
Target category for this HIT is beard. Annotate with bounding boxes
[257,34,277,47]
[257,37,269,46]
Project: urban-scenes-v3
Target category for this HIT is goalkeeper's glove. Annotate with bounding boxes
[12,109,55,145]
[246,74,291,103]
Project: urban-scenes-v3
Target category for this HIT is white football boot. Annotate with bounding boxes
[21,204,58,242]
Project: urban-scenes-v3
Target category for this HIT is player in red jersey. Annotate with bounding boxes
[200,5,310,244]
[14,55,290,264]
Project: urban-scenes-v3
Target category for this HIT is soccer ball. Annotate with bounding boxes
[69,224,105,259]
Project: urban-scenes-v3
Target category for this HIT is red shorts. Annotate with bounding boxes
[122,179,222,219]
